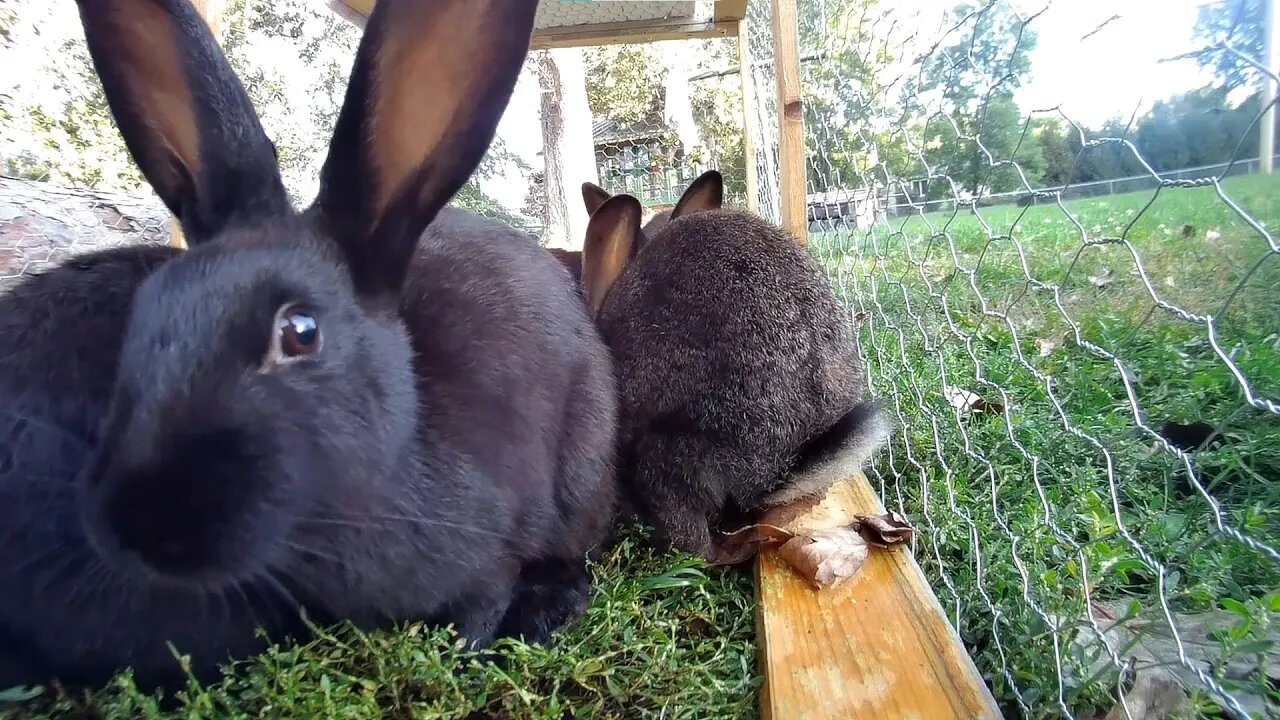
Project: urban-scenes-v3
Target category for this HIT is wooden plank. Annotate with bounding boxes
[737,19,760,214]
[168,0,226,250]
[530,18,736,49]
[333,1,742,45]
[769,0,806,245]
[715,0,749,22]
[755,474,1002,720]
[337,0,373,15]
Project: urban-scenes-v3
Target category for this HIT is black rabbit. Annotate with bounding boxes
[0,0,616,693]
[577,171,889,562]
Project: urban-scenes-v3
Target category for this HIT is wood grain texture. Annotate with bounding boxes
[755,474,1001,720]
[769,0,807,245]
[737,19,760,214]
[334,0,744,48]
[530,19,735,49]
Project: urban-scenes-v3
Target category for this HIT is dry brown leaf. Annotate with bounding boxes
[852,311,870,328]
[719,507,915,588]
[855,511,915,547]
[1090,268,1116,287]
[1035,333,1066,357]
[776,526,869,589]
[945,386,1005,415]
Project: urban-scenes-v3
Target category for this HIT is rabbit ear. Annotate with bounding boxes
[582,182,613,216]
[670,170,724,220]
[75,0,288,244]
[583,194,642,320]
[313,0,538,298]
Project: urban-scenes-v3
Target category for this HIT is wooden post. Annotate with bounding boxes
[1261,0,1278,174]
[770,0,806,244]
[737,20,760,214]
[755,473,1003,719]
[169,0,226,249]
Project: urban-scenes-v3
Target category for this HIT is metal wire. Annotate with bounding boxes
[742,0,1280,717]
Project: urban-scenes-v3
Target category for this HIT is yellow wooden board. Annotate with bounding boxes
[755,475,1002,720]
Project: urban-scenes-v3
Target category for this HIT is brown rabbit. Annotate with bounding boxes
[546,182,677,284]
[579,171,890,561]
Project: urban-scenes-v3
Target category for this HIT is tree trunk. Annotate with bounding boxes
[536,48,597,250]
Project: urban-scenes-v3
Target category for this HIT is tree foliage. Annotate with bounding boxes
[1193,0,1265,91]
[0,0,520,219]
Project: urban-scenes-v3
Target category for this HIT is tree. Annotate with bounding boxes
[1193,0,1264,91]
[0,0,523,220]
[916,3,1040,195]
[1034,119,1074,187]
[522,171,548,227]
[584,45,667,127]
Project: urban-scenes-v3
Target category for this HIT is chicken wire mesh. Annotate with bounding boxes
[579,38,752,221]
[741,0,1280,717]
[1,0,1278,716]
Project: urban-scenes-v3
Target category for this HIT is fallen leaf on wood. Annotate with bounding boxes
[777,527,869,588]
[945,386,1006,415]
[1089,268,1116,287]
[718,509,915,588]
[855,511,915,547]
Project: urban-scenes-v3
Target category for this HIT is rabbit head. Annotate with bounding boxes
[72,0,538,586]
[580,171,888,559]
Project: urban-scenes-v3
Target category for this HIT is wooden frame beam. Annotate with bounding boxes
[770,0,806,244]
[331,0,746,47]
[755,473,1002,718]
[530,18,736,50]
[737,19,759,214]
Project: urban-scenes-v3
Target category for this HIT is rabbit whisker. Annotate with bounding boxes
[281,539,345,566]
[230,582,261,634]
[306,512,516,543]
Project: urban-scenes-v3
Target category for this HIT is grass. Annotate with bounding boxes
[2,530,758,719]
[811,172,1280,718]
[6,174,1279,720]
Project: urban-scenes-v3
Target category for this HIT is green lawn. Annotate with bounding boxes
[7,175,1280,720]
[811,172,1280,718]
[5,530,757,719]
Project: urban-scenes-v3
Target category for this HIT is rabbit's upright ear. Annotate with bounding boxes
[314,0,539,298]
[582,194,642,320]
[75,0,288,244]
[582,182,613,216]
[670,170,724,220]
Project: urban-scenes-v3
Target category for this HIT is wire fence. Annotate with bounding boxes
[3,0,1279,717]
[741,0,1280,717]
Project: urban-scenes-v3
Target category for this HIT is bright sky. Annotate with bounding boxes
[484,0,1218,203]
[0,0,1222,210]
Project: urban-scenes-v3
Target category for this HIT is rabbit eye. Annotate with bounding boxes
[276,306,321,358]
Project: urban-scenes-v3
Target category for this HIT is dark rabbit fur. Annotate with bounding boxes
[0,0,615,692]
[544,182,674,284]
[578,171,890,561]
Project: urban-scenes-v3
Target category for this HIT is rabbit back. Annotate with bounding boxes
[598,211,865,551]
[405,208,617,561]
